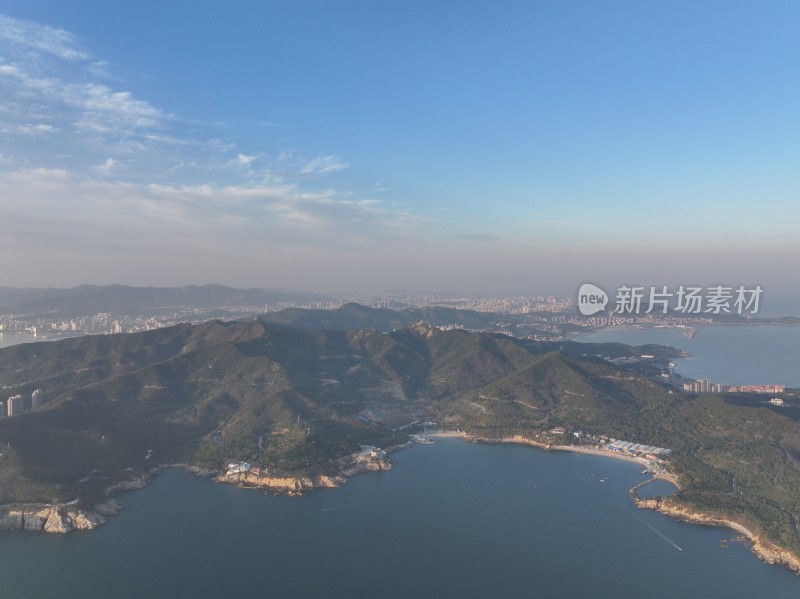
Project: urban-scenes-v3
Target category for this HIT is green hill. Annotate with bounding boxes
[1,319,799,557]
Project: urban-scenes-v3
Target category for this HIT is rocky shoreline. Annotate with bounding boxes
[0,449,394,533]
[457,431,800,576]
[4,435,800,577]
[0,464,216,534]
[0,499,121,533]
[215,445,394,496]
[633,493,800,574]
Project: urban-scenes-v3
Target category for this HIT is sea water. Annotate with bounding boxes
[0,439,797,598]
[576,325,800,387]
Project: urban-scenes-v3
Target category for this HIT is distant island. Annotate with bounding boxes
[1,307,800,573]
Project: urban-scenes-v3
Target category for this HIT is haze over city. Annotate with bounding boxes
[1,2,799,299]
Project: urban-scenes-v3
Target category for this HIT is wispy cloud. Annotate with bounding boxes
[0,12,172,173]
[230,153,257,168]
[88,60,111,78]
[0,13,352,190]
[0,168,425,250]
[0,14,88,61]
[0,64,165,131]
[0,15,254,188]
[0,122,59,135]
[299,154,349,175]
[0,12,433,287]
[264,151,350,181]
[95,158,117,173]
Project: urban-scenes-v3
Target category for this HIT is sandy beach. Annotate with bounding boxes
[549,444,680,487]
[428,431,680,487]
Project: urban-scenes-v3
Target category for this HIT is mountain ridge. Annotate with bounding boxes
[1,317,799,562]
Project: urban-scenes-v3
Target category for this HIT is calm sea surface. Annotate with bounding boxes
[0,331,43,348]
[576,325,800,387]
[0,439,797,598]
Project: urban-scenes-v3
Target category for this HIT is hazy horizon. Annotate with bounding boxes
[2,3,799,300]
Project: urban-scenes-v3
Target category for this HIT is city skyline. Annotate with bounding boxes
[1,3,799,297]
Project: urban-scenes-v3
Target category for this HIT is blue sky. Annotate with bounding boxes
[1,1,799,297]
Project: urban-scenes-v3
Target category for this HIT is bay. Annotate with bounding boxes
[575,325,800,387]
[0,439,797,598]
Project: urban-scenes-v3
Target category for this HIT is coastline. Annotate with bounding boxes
[430,431,799,575]
[429,431,679,486]
[0,463,216,534]
[633,496,800,574]
[3,431,799,575]
[214,448,393,496]
[567,324,698,342]
[0,445,396,534]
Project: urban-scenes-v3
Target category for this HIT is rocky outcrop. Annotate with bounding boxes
[216,471,346,495]
[217,447,393,495]
[338,455,393,477]
[105,476,149,493]
[634,497,800,574]
[0,506,105,533]
[751,538,800,572]
[0,512,23,530]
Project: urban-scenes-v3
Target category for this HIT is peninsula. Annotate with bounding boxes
[1,311,799,573]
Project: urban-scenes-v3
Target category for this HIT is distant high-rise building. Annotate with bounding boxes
[684,379,723,395]
[7,395,24,417]
[31,388,43,410]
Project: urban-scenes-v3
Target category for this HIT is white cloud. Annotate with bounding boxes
[0,13,88,61]
[95,158,117,173]
[0,123,58,135]
[0,13,421,286]
[299,154,350,175]
[88,60,111,78]
[0,13,170,170]
[231,153,257,167]
[0,64,165,131]
[73,83,164,127]
[0,169,424,250]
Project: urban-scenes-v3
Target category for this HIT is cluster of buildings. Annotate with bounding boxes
[354,446,387,463]
[1,292,741,347]
[683,379,724,394]
[0,311,208,339]
[411,295,574,315]
[681,379,788,395]
[0,388,43,418]
[727,384,786,394]
[605,439,672,457]
[680,379,787,395]
[226,462,261,476]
